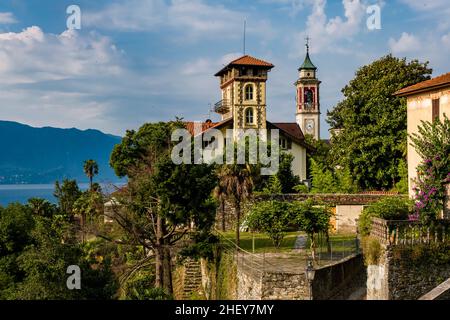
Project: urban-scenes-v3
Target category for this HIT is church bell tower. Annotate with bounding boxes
[295,39,321,140]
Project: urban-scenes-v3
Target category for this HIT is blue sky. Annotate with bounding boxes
[0,0,448,137]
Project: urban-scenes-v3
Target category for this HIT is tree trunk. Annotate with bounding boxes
[236,202,241,248]
[163,246,173,294]
[310,233,316,261]
[326,231,331,254]
[155,214,164,289]
[221,201,226,232]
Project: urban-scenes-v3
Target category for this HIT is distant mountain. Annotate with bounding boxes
[0,120,122,184]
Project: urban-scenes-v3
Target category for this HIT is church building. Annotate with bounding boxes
[187,43,321,181]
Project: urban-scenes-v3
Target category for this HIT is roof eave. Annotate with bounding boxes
[394,83,450,97]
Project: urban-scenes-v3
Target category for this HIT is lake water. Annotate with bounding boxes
[0,183,125,207]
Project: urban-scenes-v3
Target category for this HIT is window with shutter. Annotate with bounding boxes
[432,98,440,121]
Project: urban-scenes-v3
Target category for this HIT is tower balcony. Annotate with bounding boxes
[214,99,231,114]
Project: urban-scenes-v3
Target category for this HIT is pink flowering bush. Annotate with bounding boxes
[410,116,450,224]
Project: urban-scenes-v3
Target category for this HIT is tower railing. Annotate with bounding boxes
[214,99,230,113]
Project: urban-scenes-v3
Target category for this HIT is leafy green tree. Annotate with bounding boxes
[246,201,292,248]
[27,198,58,218]
[0,203,117,300]
[394,159,409,194]
[291,200,332,260]
[54,179,82,217]
[276,153,301,193]
[327,55,432,190]
[410,115,450,223]
[83,159,99,190]
[109,121,217,294]
[304,134,331,171]
[310,159,337,194]
[74,190,104,243]
[335,167,359,194]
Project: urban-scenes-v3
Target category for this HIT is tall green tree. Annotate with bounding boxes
[83,159,99,190]
[216,163,253,247]
[310,159,337,194]
[109,121,216,294]
[53,179,82,217]
[327,55,432,190]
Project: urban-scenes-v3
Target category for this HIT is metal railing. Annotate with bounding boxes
[214,99,230,113]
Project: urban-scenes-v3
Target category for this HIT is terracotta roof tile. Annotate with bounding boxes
[228,55,274,67]
[184,118,232,136]
[215,55,274,76]
[271,122,305,141]
[394,72,450,96]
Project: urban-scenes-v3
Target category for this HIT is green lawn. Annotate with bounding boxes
[218,231,358,254]
[219,231,300,253]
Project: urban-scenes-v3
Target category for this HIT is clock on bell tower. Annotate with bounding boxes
[295,38,321,140]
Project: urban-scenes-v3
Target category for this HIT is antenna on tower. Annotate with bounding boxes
[243,20,247,55]
[305,35,311,53]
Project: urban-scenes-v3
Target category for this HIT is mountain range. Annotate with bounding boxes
[0,120,122,184]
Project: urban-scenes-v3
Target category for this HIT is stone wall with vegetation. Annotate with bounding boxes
[236,254,365,300]
[367,243,450,300]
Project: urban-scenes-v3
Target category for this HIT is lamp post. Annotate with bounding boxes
[305,260,315,300]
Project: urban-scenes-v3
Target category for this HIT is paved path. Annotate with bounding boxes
[293,235,307,250]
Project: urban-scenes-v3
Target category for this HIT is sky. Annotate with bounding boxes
[0,0,448,137]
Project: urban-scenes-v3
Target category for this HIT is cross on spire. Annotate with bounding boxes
[305,36,311,53]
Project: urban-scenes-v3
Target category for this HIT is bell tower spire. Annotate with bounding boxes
[295,37,321,140]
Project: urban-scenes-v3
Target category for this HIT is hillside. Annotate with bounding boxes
[0,120,122,184]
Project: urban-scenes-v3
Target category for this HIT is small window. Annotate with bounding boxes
[279,138,292,150]
[245,84,254,100]
[432,98,440,121]
[245,108,254,124]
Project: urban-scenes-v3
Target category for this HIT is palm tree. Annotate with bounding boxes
[83,159,99,191]
[213,183,228,232]
[216,164,254,247]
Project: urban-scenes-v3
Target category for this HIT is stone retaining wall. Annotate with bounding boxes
[237,254,365,300]
[367,246,450,300]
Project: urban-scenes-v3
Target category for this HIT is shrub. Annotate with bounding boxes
[293,184,309,194]
[362,236,383,265]
[246,201,292,248]
[358,197,413,236]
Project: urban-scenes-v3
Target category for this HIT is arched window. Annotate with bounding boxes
[245,108,254,124]
[304,89,314,108]
[245,84,254,100]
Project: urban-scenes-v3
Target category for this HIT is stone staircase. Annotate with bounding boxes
[183,259,203,299]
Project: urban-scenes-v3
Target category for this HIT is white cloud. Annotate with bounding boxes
[0,12,17,24]
[0,26,129,134]
[291,0,366,56]
[83,0,275,41]
[83,0,167,31]
[0,26,123,85]
[389,32,421,54]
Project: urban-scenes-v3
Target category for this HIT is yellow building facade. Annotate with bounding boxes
[395,73,450,197]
